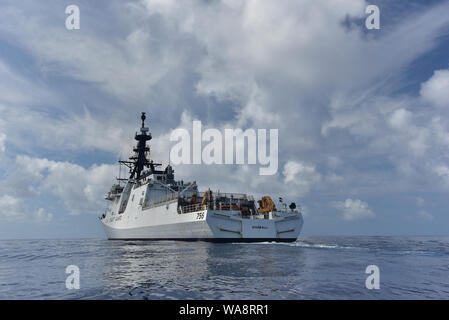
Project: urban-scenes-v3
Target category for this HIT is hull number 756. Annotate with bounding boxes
[196,212,205,220]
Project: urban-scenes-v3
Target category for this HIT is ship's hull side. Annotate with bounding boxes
[102,209,303,242]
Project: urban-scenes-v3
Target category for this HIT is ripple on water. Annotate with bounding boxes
[0,237,449,299]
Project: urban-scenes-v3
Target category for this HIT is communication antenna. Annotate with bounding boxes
[117,153,123,185]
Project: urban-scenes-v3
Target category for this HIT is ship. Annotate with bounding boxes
[100,113,304,242]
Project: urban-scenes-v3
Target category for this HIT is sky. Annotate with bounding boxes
[1,0,449,239]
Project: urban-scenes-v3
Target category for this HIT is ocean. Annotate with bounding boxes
[0,236,448,300]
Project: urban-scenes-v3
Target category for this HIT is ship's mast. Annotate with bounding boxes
[119,112,159,180]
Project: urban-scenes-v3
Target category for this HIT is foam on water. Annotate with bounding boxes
[232,240,356,250]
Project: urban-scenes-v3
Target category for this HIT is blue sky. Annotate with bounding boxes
[1,0,449,239]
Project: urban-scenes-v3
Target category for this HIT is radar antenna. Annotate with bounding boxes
[119,112,161,180]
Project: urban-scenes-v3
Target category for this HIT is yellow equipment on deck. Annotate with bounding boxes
[201,189,213,209]
[257,196,276,213]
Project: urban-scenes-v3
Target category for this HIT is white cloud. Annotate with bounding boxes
[421,69,449,108]
[416,197,425,207]
[10,156,117,215]
[283,161,321,193]
[0,132,6,152]
[433,165,449,187]
[325,173,344,185]
[435,165,449,176]
[0,103,136,157]
[417,210,433,221]
[327,156,343,169]
[0,195,53,223]
[0,195,22,221]
[0,1,449,231]
[333,198,375,221]
[388,108,412,130]
[0,60,53,106]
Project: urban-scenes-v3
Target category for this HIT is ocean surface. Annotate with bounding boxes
[0,236,448,299]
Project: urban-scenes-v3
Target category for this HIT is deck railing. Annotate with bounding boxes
[179,203,205,214]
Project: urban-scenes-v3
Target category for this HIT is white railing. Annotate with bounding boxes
[200,191,251,200]
[180,203,205,214]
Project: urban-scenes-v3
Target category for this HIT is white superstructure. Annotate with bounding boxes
[100,113,303,242]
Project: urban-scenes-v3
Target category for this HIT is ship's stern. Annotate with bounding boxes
[205,210,303,242]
